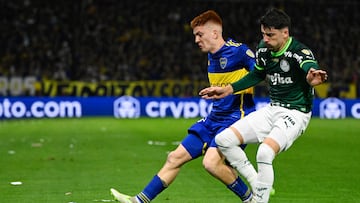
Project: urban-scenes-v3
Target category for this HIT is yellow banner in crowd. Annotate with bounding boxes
[0,76,356,98]
[38,80,209,97]
[38,80,356,98]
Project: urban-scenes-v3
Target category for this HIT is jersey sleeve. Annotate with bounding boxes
[230,41,266,92]
[230,68,265,92]
[296,48,320,72]
[237,44,256,71]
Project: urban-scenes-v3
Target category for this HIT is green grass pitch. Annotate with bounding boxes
[0,117,359,203]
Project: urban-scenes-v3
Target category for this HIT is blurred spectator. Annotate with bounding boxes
[0,0,359,97]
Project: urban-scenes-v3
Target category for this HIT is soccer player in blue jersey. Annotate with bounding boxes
[200,8,328,203]
[110,10,257,202]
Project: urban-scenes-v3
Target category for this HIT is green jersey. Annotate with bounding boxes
[231,37,319,113]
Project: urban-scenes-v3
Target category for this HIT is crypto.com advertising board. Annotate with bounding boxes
[0,96,359,119]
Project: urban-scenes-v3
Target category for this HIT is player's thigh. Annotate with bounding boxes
[181,133,208,159]
[168,144,193,163]
[269,109,311,152]
[232,106,272,144]
[183,117,217,158]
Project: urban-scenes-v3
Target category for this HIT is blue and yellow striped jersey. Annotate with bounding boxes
[207,38,255,119]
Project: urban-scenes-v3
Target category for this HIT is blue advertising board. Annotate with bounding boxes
[0,97,359,119]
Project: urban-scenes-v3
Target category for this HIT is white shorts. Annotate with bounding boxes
[231,104,312,152]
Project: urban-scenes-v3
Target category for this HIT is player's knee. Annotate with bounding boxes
[166,150,181,165]
[202,154,225,177]
[215,128,239,148]
[256,143,276,164]
[202,154,218,172]
[166,149,189,168]
[202,157,215,173]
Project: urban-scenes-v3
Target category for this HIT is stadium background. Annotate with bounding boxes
[1,0,359,98]
[1,0,359,119]
[1,1,360,202]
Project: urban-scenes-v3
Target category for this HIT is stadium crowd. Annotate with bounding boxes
[0,0,359,97]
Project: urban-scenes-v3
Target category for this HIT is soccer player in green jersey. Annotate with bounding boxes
[199,8,328,203]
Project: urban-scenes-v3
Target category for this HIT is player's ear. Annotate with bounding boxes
[282,27,289,37]
[212,29,219,39]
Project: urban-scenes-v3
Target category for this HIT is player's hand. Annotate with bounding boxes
[199,85,234,99]
[306,68,328,86]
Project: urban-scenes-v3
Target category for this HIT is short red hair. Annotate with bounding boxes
[190,10,223,29]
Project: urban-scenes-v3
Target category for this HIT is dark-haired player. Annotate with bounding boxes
[200,8,328,203]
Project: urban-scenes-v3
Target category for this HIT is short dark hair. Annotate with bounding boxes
[259,8,291,30]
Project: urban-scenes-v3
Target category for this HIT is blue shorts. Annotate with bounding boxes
[181,116,244,159]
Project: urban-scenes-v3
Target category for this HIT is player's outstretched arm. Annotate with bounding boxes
[306,68,328,86]
[199,85,234,99]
